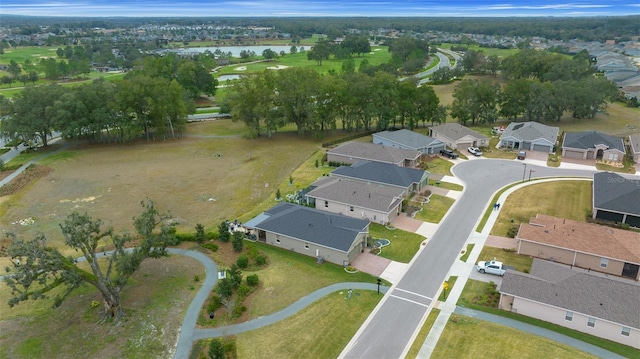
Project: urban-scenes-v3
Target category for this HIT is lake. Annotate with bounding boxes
[170,45,309,57]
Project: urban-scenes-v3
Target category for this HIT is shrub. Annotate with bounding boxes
[254,254,267,266]
[195,223,206,243]
[218,221,230,242]
[246,274,259,286]
[237,255,249,269]
[208,338,225,359]
[207,295,222,313]
[237,283,251,298]
[232,231,244,252]
[232,304,247,318]
[175,232,196,242]
[506,224,519,238]
[201,243,219,252]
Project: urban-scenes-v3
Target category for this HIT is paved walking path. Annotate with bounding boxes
[0,138,67,188]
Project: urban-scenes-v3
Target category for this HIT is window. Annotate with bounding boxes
[600,258,608,268]
[608,153,618,161]
[304,243,309,250]
[587,317,596,328]
[565,311,573,321]
[621,327,630,337]
[349,206,354,212]
[275,235,280,244]
[324,200,328,208]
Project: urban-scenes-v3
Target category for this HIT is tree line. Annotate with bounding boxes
[222,67,444,138]
[1,54,217,145]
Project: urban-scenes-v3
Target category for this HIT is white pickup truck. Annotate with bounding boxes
[476,259,514,276]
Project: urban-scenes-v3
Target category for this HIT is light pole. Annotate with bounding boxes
[529,169,535,181]
[522,163,527,182]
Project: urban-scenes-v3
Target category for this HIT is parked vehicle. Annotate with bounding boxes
[440,149,459,159]
[467,147,483,156]
[517,151,526,160]
[476,259,513,276]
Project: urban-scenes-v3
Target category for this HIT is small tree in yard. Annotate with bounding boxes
[231,231,244,252]
[4,199,177,321]
[195,223,206,243]
[218,221,230,242]
[214,277,234,311]
[228,264,243,288]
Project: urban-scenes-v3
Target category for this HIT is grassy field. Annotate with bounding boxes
[369,223,425,263]
[428,178,463,191]
[0,46,59,65]
[490,180,592,236]
[214,46,392,76]
[431,315,599,359]
[422,157,454,176]
[413,194,455,223]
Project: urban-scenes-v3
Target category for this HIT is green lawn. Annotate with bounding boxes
[439,276,458,301]
[440,43,521,58]
[428,178,463,191]
[0,46,59,65]
[422,157,454,176]
[460,243,475,262]
[234,289,382,359]
[491,180,592,236]
[477,247,533,273]
[369,223,425,263]
[405,308,441,359]
[431,315,600,359]
[413,194,455,223]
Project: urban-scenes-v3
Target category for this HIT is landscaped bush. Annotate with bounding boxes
[232,304,247,318]
[207,295,222,313]
[254,254,267,266]
[237,283,252,298]
[246,274,259,286]
[236,255,249,269]
[506,224,519,238]
[201,243,219,252]
[175,232,196,242]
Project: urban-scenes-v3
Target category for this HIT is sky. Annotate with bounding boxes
[0,0,639,17]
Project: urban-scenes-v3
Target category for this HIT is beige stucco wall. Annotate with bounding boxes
[518,240,629,278]
[263,230,366,266]
[510,297,640,349]
[315,200,399,225]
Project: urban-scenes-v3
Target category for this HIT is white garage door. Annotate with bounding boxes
[563,149,584,159]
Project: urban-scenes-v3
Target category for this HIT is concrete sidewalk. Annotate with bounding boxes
[415,177,606,359]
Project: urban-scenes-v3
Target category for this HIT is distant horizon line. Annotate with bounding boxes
[1,13,639,18]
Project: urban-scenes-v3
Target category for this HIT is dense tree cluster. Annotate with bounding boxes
[449,50,619,125]
[223,67,442,138]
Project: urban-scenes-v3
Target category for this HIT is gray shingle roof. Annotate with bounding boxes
[593,172,640,216]
[429,123,488,141]
[305,178,404,212]
[327,141,421,164]
[501,258,640,329]
[247,202,369,252]
[630,134,640,155]
[331,160,427,188]
[374,129,443,150]
[501,121,559,143]
[563,131,625,152]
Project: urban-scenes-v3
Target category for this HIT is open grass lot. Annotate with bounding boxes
[421,157,454,176]
[413,194,455,224]
[0,46,59,65]
[477,246,533,273]
[430,315,599,359]
[490,180,592,236]
[0,121,331,260]
[0,254,203,359]
[234,289,382,359]
[369,223,425,263]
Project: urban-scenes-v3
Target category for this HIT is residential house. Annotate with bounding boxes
[305,177,404,225]
[243,202,369,266]
[562,131,626,164]
[373,129,446,155]
[327,141,421,167]
[499,258,640,349]
[516,214,640,280]
[629,134,640,164]
[330,160,429,198]
[592,172,640,228]
[498,122,559,153]
[428,123,489,151]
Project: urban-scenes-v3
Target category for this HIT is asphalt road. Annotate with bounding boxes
[340,159,596,359]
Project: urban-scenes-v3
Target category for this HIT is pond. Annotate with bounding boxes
[217,74,241,81]
[166,45,309,58]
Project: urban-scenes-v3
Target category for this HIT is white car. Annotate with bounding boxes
[467,147,483,156]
